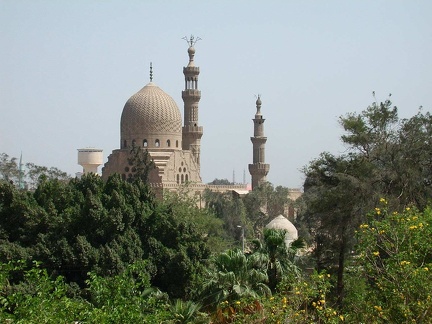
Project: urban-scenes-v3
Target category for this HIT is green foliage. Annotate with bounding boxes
[0,260,91,323]
[350,202,432,323]
[301,97,432,306]
[0,173,212,300]
[243,183,293,238]
[0,260,171,322]
[203,189,247,246]
[197,249,271,310]
[127,143,155,183]
[0,153,70,189]
[208,178,233,185]
[249,229,303,294]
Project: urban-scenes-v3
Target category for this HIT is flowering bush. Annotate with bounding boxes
[354,202,432,322]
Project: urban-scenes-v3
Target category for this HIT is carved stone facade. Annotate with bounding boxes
[102,39,248,197]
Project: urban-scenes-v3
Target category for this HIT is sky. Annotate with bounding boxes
[1,1,431,188]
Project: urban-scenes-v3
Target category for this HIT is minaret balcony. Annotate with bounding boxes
[182,89,201,98]
[182,125,203,134]
[183,66,200,74]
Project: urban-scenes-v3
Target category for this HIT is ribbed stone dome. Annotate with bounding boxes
[120,82,182,148]
[266,215,298,245]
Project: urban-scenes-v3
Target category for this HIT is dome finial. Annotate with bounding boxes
[149,62,153,82]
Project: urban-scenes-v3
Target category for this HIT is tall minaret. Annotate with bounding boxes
[182,35,203,168]
[248,95,270,190]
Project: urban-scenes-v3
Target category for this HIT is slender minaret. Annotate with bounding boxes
[182,35,203,168]
[248,95,270,190]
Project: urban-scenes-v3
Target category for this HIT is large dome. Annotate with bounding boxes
[120,82,182,149]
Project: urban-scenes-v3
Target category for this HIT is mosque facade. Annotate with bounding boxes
[102,37,255,198]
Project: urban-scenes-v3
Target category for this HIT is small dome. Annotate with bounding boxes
[266,215,298,244]
[121,82,182,147]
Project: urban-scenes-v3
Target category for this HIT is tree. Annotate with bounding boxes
[127,143,155,183]
[0,153,19,184]
[197,249,271,309]
[348,203,432,323]
[301,96,432,307]
[208,178,233,185]
[244,183,293,239]
[203,189,248,245]
[250,228,302,292]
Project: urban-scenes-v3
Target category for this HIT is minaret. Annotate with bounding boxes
[182,35,203,168]
[248,95,270,190]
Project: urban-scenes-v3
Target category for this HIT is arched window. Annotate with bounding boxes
[176,140,179,148]
[155,139,160,147]
[181,174,184,184]
[185,174,189,182]
[143,139,148,147]
[176,174,180,184]
[167,139,171,147]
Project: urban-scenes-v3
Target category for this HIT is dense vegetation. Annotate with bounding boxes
[1,97,431,323]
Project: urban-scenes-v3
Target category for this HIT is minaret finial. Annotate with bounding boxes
[149,62,153,82]
[255,94,262,115]
[182,35,201,47]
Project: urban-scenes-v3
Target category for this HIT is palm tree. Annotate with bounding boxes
[199,249,271,309]
[251,228,303,292]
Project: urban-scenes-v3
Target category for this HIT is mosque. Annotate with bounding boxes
[77,36,300,241]
[101,36,270,198]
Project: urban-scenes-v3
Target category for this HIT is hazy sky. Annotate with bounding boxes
[1,1,431,188]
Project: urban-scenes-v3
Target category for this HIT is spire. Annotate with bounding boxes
[248,95,270,190]
[182,35,203,170]
[149,62,153,82]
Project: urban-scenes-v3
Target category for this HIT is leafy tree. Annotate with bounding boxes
[127,143,155,183]
[347,203,432,323]
[203,189,248,245]
[208,178,233,185]
[0,153,19,184]
[250,228,303,292]
[244,183,294,239]
[25,162,70,189]
[301,96,432,307]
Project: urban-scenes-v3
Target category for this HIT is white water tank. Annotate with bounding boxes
[77,148,103,174]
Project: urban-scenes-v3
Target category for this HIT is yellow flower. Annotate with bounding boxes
[375,207,381,215]
[374,305,383,312]
[235,301,241,305]
[373,251,380,257]
[400,261,411,266]
[360,224,369,229]
[406,207,411,211]
[339,315,344,321]
[379,230,385,234]
[409,225,418,230]
[424,267,429,271]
